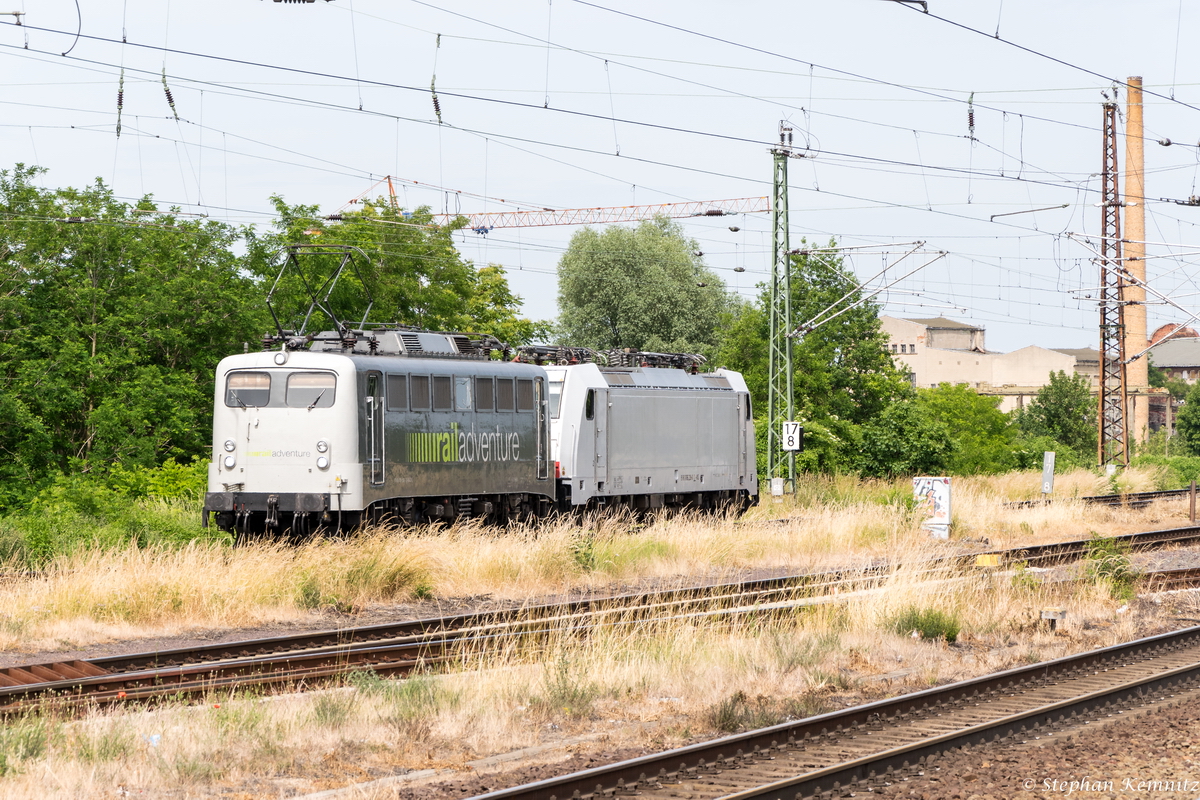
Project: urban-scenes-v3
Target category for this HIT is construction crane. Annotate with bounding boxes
[435,197,768,233]
[340,177,767,232]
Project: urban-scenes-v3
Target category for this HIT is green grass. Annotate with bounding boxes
[885,606,962,643]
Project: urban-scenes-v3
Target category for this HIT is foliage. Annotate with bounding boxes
[1148,364,1191,400]
[885,606,961,643]
[1130,454,1200,488]
[719,243,913,473]
[253,197,545,344]
[858,401,953,478]
[555,218,732,356]
[1084,533,1138,601]
[0,165,269,510]
[1010,434,1088,473]
[1012,371,1097,463]
[0,462,225,567]
[529,653,599,719]
[705,690,819,733]
[1175,381,1200,456]
[916,383,1016,475]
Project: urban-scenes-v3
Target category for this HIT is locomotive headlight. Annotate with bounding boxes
[273,351,288,365]
[316,440,328,453]
[223,439,236,453]
[316,455,330,470]
[223,454,236,469]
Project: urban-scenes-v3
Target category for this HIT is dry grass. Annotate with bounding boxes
[0,544,1163,799]
[0,467,1187,653]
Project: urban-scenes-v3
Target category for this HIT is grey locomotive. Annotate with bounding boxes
[203,332,757,535]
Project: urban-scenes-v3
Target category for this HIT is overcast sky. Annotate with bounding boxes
[5,0,1200,353]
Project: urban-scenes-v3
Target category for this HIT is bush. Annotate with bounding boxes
[1084,533,1139,601]
[885,606,961,643]
[0,461,224,567]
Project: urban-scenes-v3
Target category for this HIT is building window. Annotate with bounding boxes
[891,344,898,353]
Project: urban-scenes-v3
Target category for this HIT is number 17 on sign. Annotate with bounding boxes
[782,422,803,451]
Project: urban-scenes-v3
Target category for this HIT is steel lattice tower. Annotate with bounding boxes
[1098,101,1130,467]
[767,123,796,494]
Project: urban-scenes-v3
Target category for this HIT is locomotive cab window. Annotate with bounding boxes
[496,378,515,412]
[286,372,336,408]
[226,372,271,407]
[455,376,473,411]
[432,376,453,411]
[516,379,534,412]
[548,375,565,419]
[410,375,431,410]
[387,374,408,411]
[476,377,494,411]
[585,389,594,420]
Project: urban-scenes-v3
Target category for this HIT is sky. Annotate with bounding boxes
[4,0,1200,353]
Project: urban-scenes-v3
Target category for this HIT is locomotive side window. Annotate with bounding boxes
[548,376,565,419]
[432,376,453,411]
[387,374,408,411]
[476,377,494,411]
[516,379,534,412]
[454,376,473,411]
[496,378,514,411]
[410,375,431,410]
[286,372,336,408]
[226,372,271,407]
[585,389,594,420]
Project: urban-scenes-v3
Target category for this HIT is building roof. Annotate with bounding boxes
[1050,347,1101,363]
[1148,337,1200,368]
[902,317,983,330]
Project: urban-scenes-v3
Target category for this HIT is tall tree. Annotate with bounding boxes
[0,165,267,507]
[555,218,732,356]
[717,243,912,472]
[254,197,543,343]
[917,383,1016,475]
[1012,370,1097,462]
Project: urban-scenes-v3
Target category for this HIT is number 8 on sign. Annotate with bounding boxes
[782,422,802,451]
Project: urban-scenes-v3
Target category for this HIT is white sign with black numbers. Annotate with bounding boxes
[782,422,801,451]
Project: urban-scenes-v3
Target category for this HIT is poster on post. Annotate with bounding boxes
[913,476,951,540]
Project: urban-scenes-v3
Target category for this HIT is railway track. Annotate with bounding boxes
[470,624,1200,800]
[1004,486,1193,509]
[5,523,1200,714]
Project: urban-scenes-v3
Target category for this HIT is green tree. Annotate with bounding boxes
[0,164,268,508]
[717,243,913,473]
[1013,370,1097,462]
[254,197,544,343]
[1175,381,1200,455]
[859,401,953,478]
[1149,363,1190,400]
[917,383,1016,474]
[555,218,732,356]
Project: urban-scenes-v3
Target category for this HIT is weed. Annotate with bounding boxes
[1010,561,1041,591]
[311,691,358,729]
[0,715,51,775]
[705,691,824,733]
[1084,533,1139,601]
[412,582,434,600]
[71,724,134,763]
[529,653,598,719]
[570,531,600,572]
[885,606,962,643]
[362,675,455,740]
[768,631,839,675]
